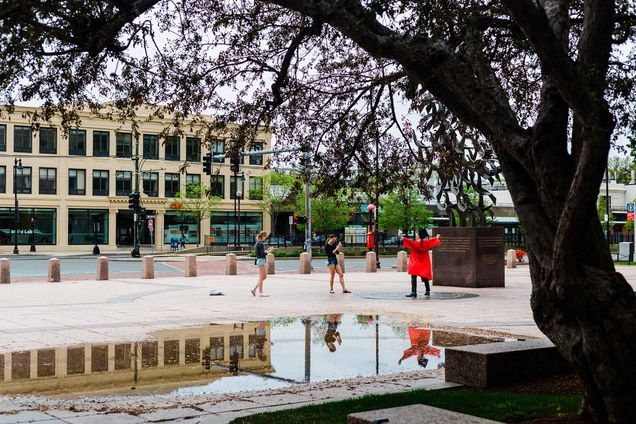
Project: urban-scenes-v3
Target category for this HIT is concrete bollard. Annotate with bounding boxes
[141,256,154,279]
[266,252,275,275]
[337,252,345,273]
[299,252,311,274]
[225,253,237,275]
[397,251,408,272]
[48,258,61,282]
[185,254,197,277]
[506,249,517,269]
[365,251,377,273]
[96,256,109,280]
[0,258,10,284]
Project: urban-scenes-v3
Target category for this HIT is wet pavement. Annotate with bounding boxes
[1,266,634,422]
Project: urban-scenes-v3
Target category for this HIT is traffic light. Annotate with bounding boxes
[128,192,140,210]
[230,152,240,173]
[296,216,307,224]
[203,152,212,175]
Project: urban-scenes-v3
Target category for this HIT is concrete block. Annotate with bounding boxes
[337,252,345,273]
[397,251,408,272]
[185,254,197,277]
[348,404,501,424]
[96,256,109,280]
[506,249,517,269]
[445,339,571,388]
[299,252,311,274]
[225,253,237,275]
[266,252,275,275]
[141,256,154,279]
[0,258,10,284]
[48,258,61,283]
[365,251,377,273]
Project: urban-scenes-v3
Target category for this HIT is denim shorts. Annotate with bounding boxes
[327,257,338,266]
[256,258,266,266]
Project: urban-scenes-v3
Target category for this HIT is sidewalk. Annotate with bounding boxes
[1,266,634,423]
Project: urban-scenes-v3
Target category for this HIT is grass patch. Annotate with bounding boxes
[614,261,636,265]
[229,389,581,424]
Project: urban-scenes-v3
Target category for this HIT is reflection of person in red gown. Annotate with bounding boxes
[398,327,441,367]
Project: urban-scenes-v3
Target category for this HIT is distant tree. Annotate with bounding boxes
[255,172,301,235]
[379,190,432,234]
[296,193,353,235]
[173,183,221,244]
[597,196,616,230]
[608,156,632,184]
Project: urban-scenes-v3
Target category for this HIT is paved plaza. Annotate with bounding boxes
[1,263,635,423]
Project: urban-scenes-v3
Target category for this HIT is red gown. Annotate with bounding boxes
[402,237,440,279]
[366,231,375,249]
[400,328,441,362]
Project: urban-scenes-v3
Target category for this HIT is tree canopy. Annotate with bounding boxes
[2,1,636,422]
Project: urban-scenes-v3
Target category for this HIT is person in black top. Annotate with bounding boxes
[325,234,350,294]
[251,231,273,297]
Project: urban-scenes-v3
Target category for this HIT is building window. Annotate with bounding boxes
[143,172,158,197]
[210,211,262,245]
[39,128,57,154]
[185,174,201,198]
[186,137,201,162]
[0,166,5,193]
[69,129,86,155]
[249,142,264,165]
[68,209,108,245]
[212,140,225,163]
[165,173,180,198]
[14,166,32,194]
[230,176,244,200]
[0,208,57,245]
[69,169,86,195]
[0,124,7,151]
[39,168,57,195]
[14,126,32,153]
[210,175,224,198]
[93,131,110,157]
[249,176,263,200]
[116,132,132,158]
[116,171,132,196]
[92,170,109,196]
[165,136,180,161]
[143,134,159,159]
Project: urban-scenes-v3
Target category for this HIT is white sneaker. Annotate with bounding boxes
[259,294,270,297]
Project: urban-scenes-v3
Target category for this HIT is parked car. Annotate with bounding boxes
[265,235,288,247]
[384,235,402,245]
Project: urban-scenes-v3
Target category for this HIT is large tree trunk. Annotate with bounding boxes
[528,235,636,423]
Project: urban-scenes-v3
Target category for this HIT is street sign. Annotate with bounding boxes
[148,219,154,230]
[627,203,634,213]
[289,215,293,225]
[628,212,634,221]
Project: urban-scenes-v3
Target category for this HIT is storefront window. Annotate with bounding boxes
[164,211,200,244]
[0,208,56,245]
[210,212,262,245]
[68,209,108,245]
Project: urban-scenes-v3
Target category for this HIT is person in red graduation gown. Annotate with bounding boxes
[402,229,441,298]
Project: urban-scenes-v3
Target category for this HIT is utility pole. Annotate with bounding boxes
[131,140,141,258]
[374,133,381,269]
[303,150,312,261]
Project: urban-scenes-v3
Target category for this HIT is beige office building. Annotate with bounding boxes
[0,105,271,253]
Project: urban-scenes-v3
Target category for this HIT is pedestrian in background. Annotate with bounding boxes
[402,229,441,298]
[325,234,350,294]
[251,231,273,297]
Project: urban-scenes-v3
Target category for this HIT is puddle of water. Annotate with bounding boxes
[0,315,506,397]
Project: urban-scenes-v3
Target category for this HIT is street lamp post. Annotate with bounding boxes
[236,174,245,247]
[30,215,36,252]
[13,158,23,255]
[367,204,381,268]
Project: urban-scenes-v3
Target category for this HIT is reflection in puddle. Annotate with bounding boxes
[0,315,506,396]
